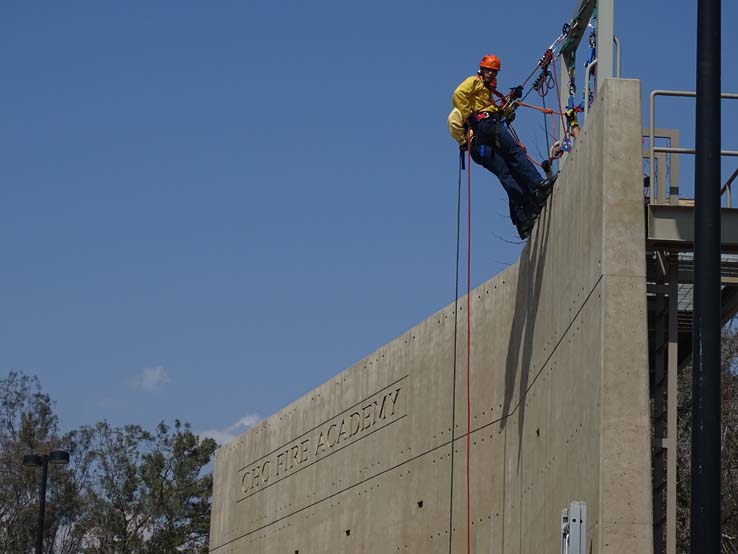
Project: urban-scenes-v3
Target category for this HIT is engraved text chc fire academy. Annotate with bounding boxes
[240,386,403,496]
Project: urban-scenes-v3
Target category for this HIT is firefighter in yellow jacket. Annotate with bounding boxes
[450,55,553,239]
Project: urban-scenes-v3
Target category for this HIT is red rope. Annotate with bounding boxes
[551,109,557,150]
[551,67,569,143]
[516,100,560,115]
[465,132,472,554]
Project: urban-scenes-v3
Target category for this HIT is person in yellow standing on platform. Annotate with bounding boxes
[449,54,554,239]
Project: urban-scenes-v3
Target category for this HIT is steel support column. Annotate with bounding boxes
[667,253,678,554]
[690,0,722,551]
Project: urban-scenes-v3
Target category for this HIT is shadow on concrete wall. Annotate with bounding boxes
[500,202,553,471]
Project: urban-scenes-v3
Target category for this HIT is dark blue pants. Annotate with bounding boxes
[470,118,542,227]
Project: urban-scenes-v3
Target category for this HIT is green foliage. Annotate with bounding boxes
[0,371,66,554]
[140,421,217,554]
[0,372,218,554]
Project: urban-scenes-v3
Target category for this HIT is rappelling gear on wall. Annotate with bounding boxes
[584,8,598,109]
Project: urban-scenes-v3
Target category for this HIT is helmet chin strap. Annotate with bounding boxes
[478,71,494,88]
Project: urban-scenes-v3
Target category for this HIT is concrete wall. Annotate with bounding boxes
[209,79,653,554]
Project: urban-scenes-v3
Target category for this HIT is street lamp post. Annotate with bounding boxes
[23,450,70,554]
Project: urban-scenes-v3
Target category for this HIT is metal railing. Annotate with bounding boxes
[648,90,738,204]
[583,37,621,119]
[613,35,621,78]
[722,168,738,208]
[642,129,681,204]
[584,59,597,118]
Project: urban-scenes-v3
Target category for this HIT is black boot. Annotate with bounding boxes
[532,174,558,211]
[516,219,534,240]
[539,174,557,196]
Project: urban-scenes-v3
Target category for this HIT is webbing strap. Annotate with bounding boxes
[449,133,473,554]
[448,148,463,554]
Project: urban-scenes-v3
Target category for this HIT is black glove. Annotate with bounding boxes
[541,159,551,173]
[510,85,524,100]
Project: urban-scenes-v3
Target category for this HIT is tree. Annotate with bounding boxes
[677,325,738,554]
[53,426,99,554]
[81,422,154,554]
[77,420,216,554]
[140,421,216,554]
[0,371,46,552]
[0,372,218,554]
[0,371,85,554]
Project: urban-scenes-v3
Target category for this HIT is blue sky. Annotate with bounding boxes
[2,1,737,444]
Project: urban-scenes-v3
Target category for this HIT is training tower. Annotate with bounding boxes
[209,1,738,553]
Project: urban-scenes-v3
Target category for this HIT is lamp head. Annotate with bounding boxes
[48,451,70,465]
[22,454,42,468]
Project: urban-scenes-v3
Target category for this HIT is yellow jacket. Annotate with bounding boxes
[447,108,467,146]
[452,75,500,122]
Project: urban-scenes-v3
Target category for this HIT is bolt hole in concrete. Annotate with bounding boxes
[417,500,424,508]
[345,529,351,536]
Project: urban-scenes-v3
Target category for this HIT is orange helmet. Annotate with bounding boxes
[479,54,501,71]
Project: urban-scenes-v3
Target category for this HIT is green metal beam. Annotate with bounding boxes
[559,0,597,58]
